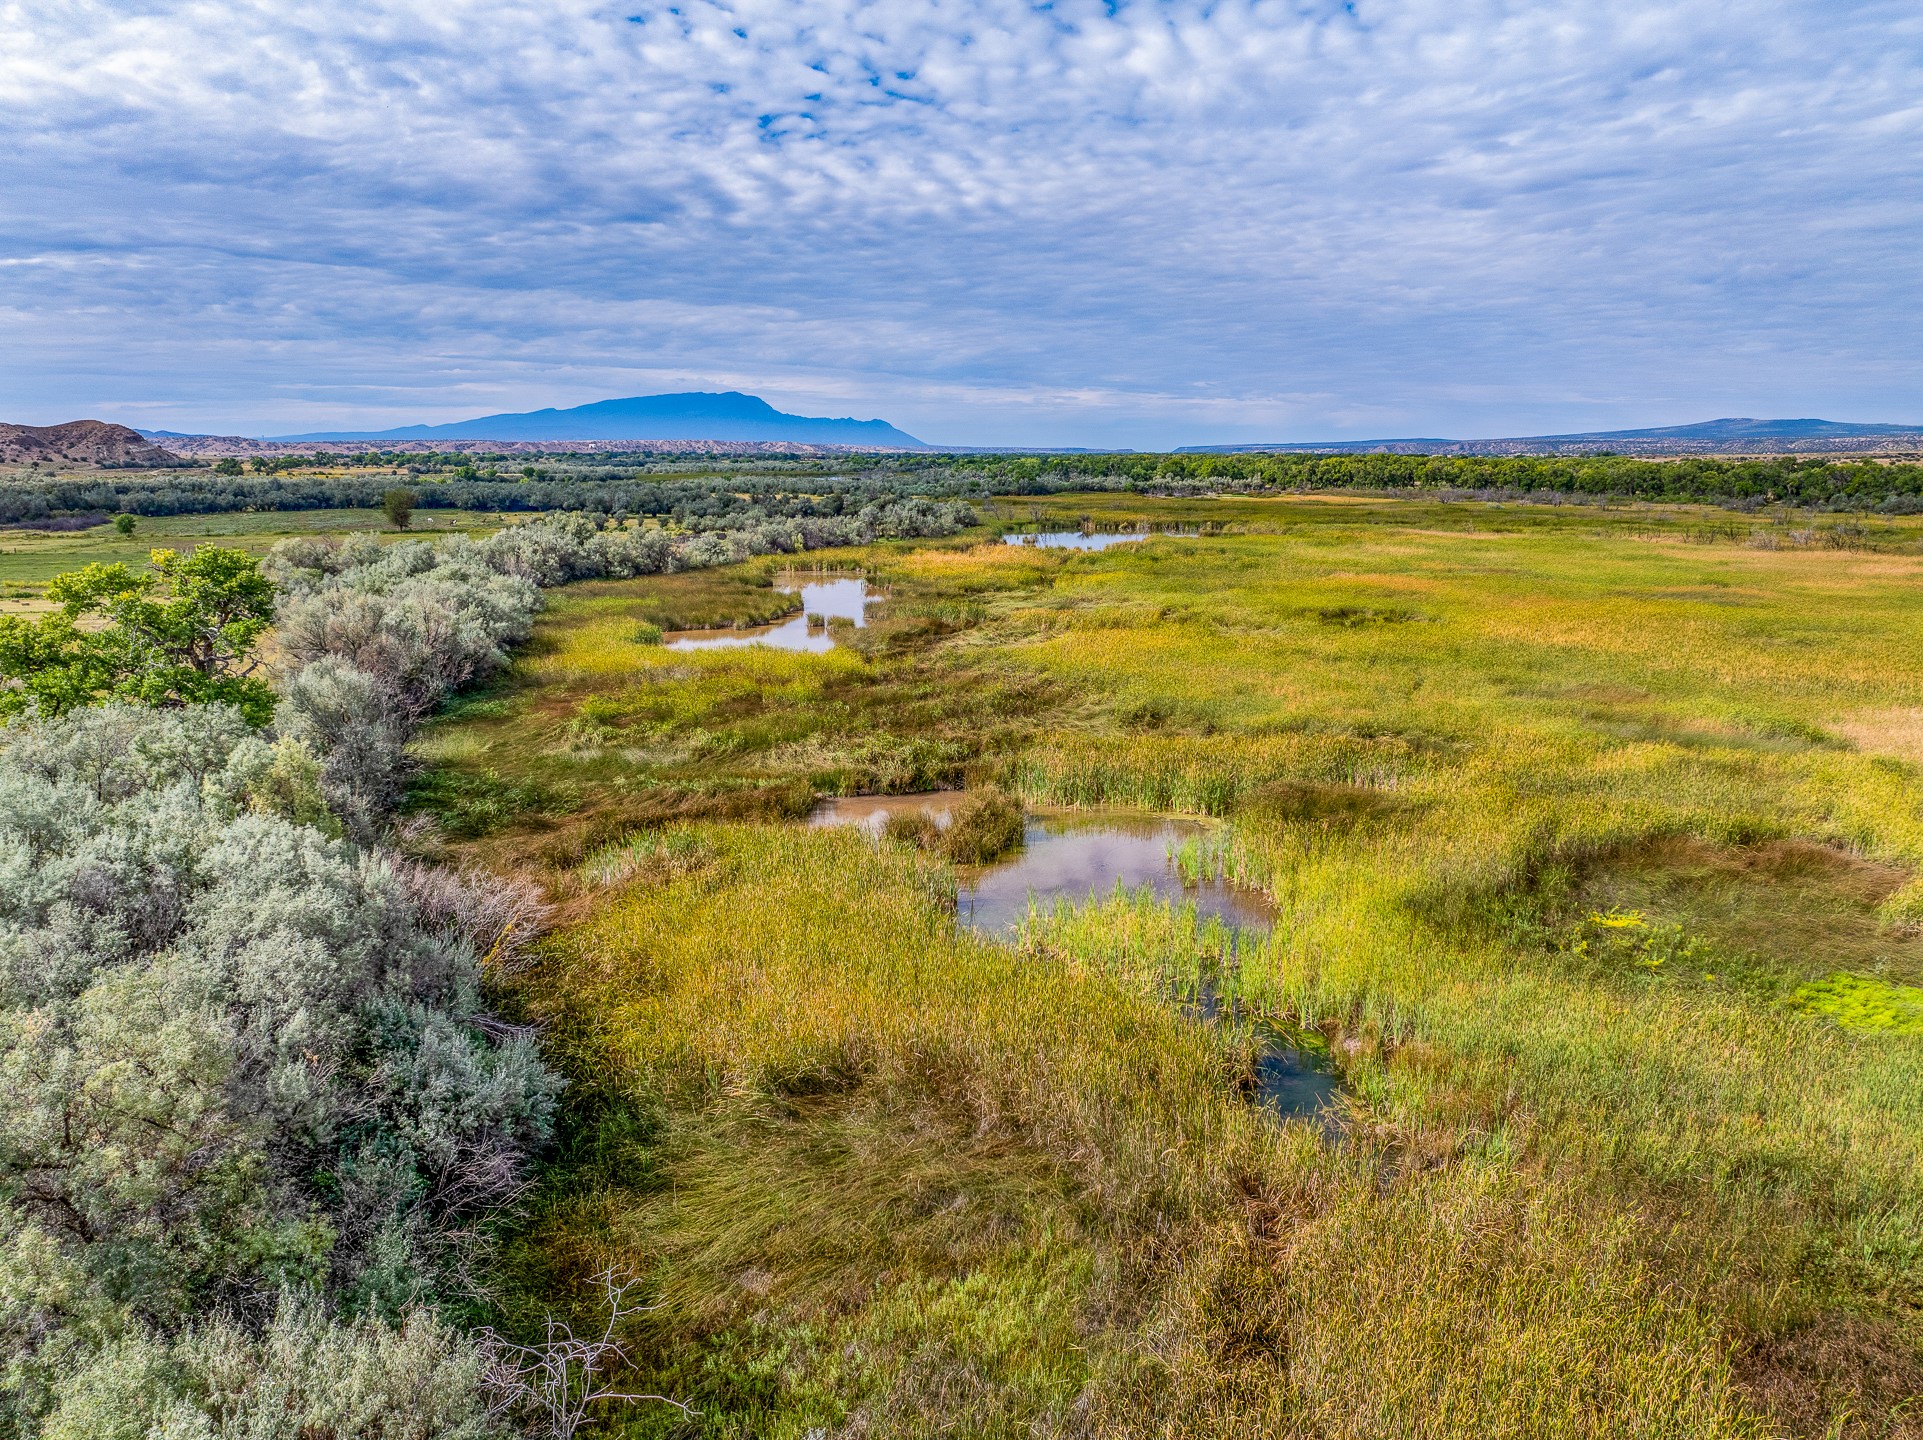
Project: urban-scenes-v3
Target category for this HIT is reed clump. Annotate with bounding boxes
[941,787,1026,864]
[881,788,1026,865]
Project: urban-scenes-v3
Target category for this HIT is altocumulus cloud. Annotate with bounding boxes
[3,0,1921,445]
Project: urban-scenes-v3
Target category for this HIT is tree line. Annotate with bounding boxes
[0,471,995,524]
[11,450,1923,525]
[894,450,1923,508]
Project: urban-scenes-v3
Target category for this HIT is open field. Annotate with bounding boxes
[413,495,1923,1437]
[0,507,504,610]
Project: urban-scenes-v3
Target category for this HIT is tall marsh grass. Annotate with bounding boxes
[462,499,1923,1436]
[512,827,1778,1437]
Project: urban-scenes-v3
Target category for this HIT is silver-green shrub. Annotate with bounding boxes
[275,657,407,841]
[40,1300,509,1440]
[261,502,972,831]
[0,705,560,1434]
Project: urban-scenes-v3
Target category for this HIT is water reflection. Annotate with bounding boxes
[1251,1027,1345,1121]
[807,791,966,838]
[664,575,870,653]
[808,800,1268,932]
[1187,975,1343,1122]
[958,811,1270,935]
[1001,530,1152,551]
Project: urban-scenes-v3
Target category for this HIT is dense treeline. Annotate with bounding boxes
[9,450,1923,522]
[0,470,994,523]
[904,450,1923,508]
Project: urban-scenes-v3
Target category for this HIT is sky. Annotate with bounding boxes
[4,1,1921,448]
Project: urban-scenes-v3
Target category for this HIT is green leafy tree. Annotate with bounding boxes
[383,487,417,529]
[112,513,136,535]
[0,547,278,723]
[213,457,243,476]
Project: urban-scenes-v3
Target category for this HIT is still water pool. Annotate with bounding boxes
[810,798,1269,932]
[1000,527,1199,551]
[664,575,870,652]
[954,811,1270,935]
[1002,530,1153,551]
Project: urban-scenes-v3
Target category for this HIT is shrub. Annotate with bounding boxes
[0,704,561,1429]
[275,657,408,842]
[271,545,541,724]
[41,1301,510,1440]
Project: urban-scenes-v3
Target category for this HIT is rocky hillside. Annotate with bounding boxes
[0,420,183,468]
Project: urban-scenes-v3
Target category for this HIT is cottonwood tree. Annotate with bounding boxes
[0,547,277,723]
[384,487,418,530]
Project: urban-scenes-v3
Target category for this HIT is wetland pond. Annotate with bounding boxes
[664,574,871,652]
[808,794,1342,1121]
[810,795,1268,933]
[1000,526,1198,551]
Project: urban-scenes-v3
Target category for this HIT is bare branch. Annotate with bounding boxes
[478,1266,692,1439]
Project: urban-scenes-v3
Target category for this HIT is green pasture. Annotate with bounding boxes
[0,508,500,600]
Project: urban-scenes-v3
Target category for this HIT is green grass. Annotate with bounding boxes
[406,543,1067,861]
[0,507,503,592]
[431,495,1923,1437]
[1793,973,1923,1035]
[559,567,809,632]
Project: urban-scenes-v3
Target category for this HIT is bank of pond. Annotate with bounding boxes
[808,790,1345,1124]
[648,525,1207,650]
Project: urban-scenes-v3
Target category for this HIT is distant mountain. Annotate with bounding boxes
[1505,417,1923,443]
[1182,418,1923,457]
[270,392,925,447]
[1,421,182,468]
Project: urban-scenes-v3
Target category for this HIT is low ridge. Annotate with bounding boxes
[0,421,183,468]
[1182,417,1923,457]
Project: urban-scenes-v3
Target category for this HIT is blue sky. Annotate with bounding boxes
[5,0,1921,447]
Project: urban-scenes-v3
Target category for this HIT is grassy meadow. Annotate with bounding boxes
[0,507,501,612]
[416,495,1923,1437]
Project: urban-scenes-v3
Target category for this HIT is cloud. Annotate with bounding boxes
[3,0,1921,444]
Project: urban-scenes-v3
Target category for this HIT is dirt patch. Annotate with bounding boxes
[1734,1311,1923,1439]
[1836,707,1923,766]
[1561,682,1653,704]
